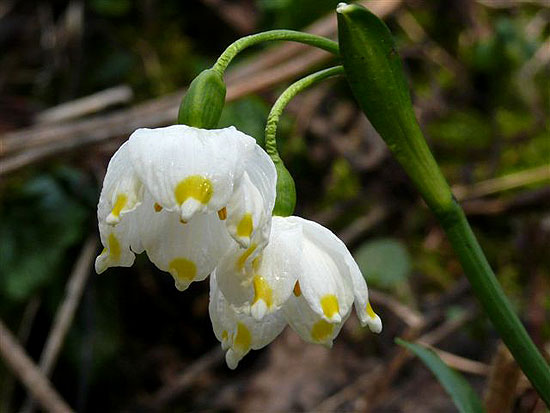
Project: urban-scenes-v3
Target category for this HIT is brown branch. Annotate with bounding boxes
[0,0,402,176]
[20,237,97,413]
[0,319,73,413]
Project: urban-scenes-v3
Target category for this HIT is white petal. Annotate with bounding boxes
[128,125,255,221]
[216,216,302,320]
[209,273,286,369]
[98,141,143,225]
[283,217,354,323]
[346,258,383,333]
[225,172,267,249]
[224,143,277,248]
[95,208,142,274]
[283,294,349,347]
[136,193,232,291]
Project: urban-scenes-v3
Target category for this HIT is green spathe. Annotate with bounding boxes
[337,3,452,216]
[178,69,226,129]
[272,161,296,217]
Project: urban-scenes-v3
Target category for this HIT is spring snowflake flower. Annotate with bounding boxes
[209,216,382,369]
[95,125,276,290]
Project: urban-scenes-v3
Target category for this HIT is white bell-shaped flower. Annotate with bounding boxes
[95,125,276,291]
[210,215,382,368]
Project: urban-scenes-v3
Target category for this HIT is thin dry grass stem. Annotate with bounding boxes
[0,319,73,413]
[20,237,96,413]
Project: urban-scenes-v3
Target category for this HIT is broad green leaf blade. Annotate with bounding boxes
[396,339,485,413]
[353,238,411,289]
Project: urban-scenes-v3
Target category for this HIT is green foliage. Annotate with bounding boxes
[259,0,341,29]
[354,238,412,289]
[0,168,92,303]
[428,110,493,150]
[219,96,270,146]
[396,339,485,413]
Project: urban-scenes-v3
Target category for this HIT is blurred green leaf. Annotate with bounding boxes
[0,169,91,302]
[90,0,131,17]
[396,339,485,413]
[428,110,493,150]
[354,238,411,288]
[219,96,270,146]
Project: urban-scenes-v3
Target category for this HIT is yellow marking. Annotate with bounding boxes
[293,281,302,297]
[366,301,377,319]
[237,244,257,270]
[108,233,121,261]
[311,320,334,342]
[252,275,273,308]
[236,213,253,238]
[252,256,261,272]
[174,175,213,205]
[111,194,128,218]
[234,322,251,351]
[154,203,163,212]
[221,330,228,340]
[320,295,339,319]
[169,258,197,282]
[217,207,227,220]
[179,218,188,224]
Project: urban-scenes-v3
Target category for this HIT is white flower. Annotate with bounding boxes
[95,125,276,291]
[209,215,382,369]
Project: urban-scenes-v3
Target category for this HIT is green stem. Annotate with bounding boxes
[212,30,339,76]
[265,65,345,217]
[265,65,344,160]
[438,201,550,404]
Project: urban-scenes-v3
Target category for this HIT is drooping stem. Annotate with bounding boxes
[265,65,344,160]
[212,30,339,76]
[264,65,345,217]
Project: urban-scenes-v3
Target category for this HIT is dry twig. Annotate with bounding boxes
[20,237,97,413]
[0,319,73,413]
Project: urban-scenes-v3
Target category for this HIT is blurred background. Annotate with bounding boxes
[1,0,549,411]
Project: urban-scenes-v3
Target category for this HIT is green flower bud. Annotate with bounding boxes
[272,160,296,217]
[178,69,226,129]
[337,2,452,214]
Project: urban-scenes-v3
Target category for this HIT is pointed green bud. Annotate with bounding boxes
[178,69,226,129]
[337,3,453,215]
[272,160,296,217]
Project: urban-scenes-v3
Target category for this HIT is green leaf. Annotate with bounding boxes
[353,238,411,289]
[396,339,485,413]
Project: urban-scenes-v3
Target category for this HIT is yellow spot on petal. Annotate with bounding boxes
[221,330,228,340]
[311,320,334,342]
[236,213,253,238]
[217,207,227,220]
[321,295,339,319]
[237,244,257,270]
[293,281,302,297]
[154,203,163,212]
[169,258,197,282]
[111,194,128,218]
[366,301,377,319]
[108,233,121,261]
[179,218,188,224]
[252,256,261,272]
[174,175,213,205]
[234,322,251,351]
[252,275,273,308]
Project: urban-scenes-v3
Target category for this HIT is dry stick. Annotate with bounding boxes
[0,319,74,413]
[314,308,476,411]
[0,297,41,413]
[0,0,402,171]
[35,85,133,124]
[452,165,550,201]
[144,347,225,411]
[483,341,521,413]
[20,237,97,413]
